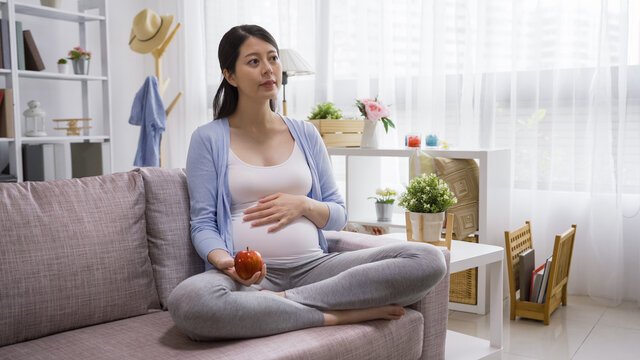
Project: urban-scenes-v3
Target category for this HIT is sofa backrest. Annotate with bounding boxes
[139,167,204,309]
[0,170,160,347]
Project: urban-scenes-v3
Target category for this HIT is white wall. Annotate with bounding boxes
[109,0,182,173]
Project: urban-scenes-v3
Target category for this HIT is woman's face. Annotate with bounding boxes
[225,36,282,103]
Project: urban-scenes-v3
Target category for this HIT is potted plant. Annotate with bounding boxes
[307,102,365,147]
[68,46,92,75]
[355,97,394,148]
[308,102,343,120]
[398,173,457,242]
[368,187,397,222]
[57,58,69,74]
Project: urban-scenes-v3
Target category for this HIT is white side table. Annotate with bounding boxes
[387,234,504,359]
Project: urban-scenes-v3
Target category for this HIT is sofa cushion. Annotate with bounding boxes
[0,310,424,360]
[0,171,160,347]
[139,167,204,309]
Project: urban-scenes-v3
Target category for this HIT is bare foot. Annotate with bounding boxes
[323,305,406,326]
[260,289,286,298]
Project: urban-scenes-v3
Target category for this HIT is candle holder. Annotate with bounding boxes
[23,100,47,137]
[405,133,422,148]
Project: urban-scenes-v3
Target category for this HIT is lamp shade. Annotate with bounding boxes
[280,48,314,76]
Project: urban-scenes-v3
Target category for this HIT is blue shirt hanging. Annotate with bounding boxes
[129,76,166,167]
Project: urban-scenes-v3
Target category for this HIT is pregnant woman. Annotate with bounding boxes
[168,24,447,341]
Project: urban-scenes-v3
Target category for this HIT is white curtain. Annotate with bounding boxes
[163,0,208,169]
[199,0,640,304]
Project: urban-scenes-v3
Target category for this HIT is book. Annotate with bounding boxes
[0,88,15,138]
[0,28,4,68]
[22,144,44,181]
[530,263,545,302]
[22,144,56,181]
[16,21,25,70]
[71,143,103,178]
[23,30,45,71]
[0,19,11,69]
[518,248,535,301]
[537,256,553,303]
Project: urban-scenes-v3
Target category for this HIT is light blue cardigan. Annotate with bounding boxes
[186,116,347,271]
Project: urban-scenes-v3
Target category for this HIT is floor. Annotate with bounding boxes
[447,295,640,359]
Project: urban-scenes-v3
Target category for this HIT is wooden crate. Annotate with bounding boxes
[307,119,364,147]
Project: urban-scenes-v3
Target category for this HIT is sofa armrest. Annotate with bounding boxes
[323,230,450,360]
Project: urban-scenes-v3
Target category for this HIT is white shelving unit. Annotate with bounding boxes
[0,0,112,182]
[327,147,511,314]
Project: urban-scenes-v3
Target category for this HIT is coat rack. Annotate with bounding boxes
[153,22,183,167]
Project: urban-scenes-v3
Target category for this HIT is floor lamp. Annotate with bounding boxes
[279,49,313,116]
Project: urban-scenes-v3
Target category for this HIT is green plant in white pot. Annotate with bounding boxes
[368,187,397,222]
[398,173,457,242]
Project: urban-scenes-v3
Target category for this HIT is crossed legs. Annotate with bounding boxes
[168,242,446,340]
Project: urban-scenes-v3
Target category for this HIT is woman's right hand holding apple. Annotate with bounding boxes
[208,249,267,286]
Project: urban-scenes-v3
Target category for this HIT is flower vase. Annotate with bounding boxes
[408,211,445,242]
[360,120,379,148]
[72,59,90,75]
[375,203,393,222]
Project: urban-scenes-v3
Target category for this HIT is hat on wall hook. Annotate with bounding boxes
[129,9,174,54]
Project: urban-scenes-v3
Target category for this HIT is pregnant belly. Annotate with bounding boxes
[232,214,321,260]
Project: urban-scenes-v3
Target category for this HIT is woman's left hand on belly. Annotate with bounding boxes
[243,193,309,233]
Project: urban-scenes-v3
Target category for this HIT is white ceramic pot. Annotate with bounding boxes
[409,211,445,242]
[375,203,393,222]
[57,63,69,74]
[360,120,379,148]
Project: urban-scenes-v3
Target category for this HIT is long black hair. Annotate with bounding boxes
[213,25,279,120]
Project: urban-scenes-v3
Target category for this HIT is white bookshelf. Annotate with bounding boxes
[327,146,511,314]
[0,0,112,182]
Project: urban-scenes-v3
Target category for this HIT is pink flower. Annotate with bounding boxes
[364,101,391,123]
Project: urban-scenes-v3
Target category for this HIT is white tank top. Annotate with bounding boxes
[228,141,323,266]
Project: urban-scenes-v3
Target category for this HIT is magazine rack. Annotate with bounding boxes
[504,222,577,325]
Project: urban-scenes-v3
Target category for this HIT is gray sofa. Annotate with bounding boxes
[0,168,450,360]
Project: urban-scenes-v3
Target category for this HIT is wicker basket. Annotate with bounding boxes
[307,119,364,147]
[449,234,478,305]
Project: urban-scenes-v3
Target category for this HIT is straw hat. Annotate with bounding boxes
[129,9,174,54]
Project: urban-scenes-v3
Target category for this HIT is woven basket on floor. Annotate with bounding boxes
[449,234,478,305]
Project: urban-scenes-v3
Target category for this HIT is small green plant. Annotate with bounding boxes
[57,58,67,64]
[368,187,397,204]
[308,102,343,120]
[398,173,457,213]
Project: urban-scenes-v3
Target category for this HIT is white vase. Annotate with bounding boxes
[360,120,379,148]
[409,212,445,242]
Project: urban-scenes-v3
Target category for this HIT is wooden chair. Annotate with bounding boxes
[505,222,577,325]
[406,213,454,250]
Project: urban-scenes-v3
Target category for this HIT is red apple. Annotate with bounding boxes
[234,247,263,280]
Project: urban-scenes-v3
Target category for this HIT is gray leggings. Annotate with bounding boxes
[167,242,447,341]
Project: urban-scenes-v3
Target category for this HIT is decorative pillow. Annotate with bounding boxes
[140,167,204,309]
[434,158,479,240]
[0,171,159,347]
